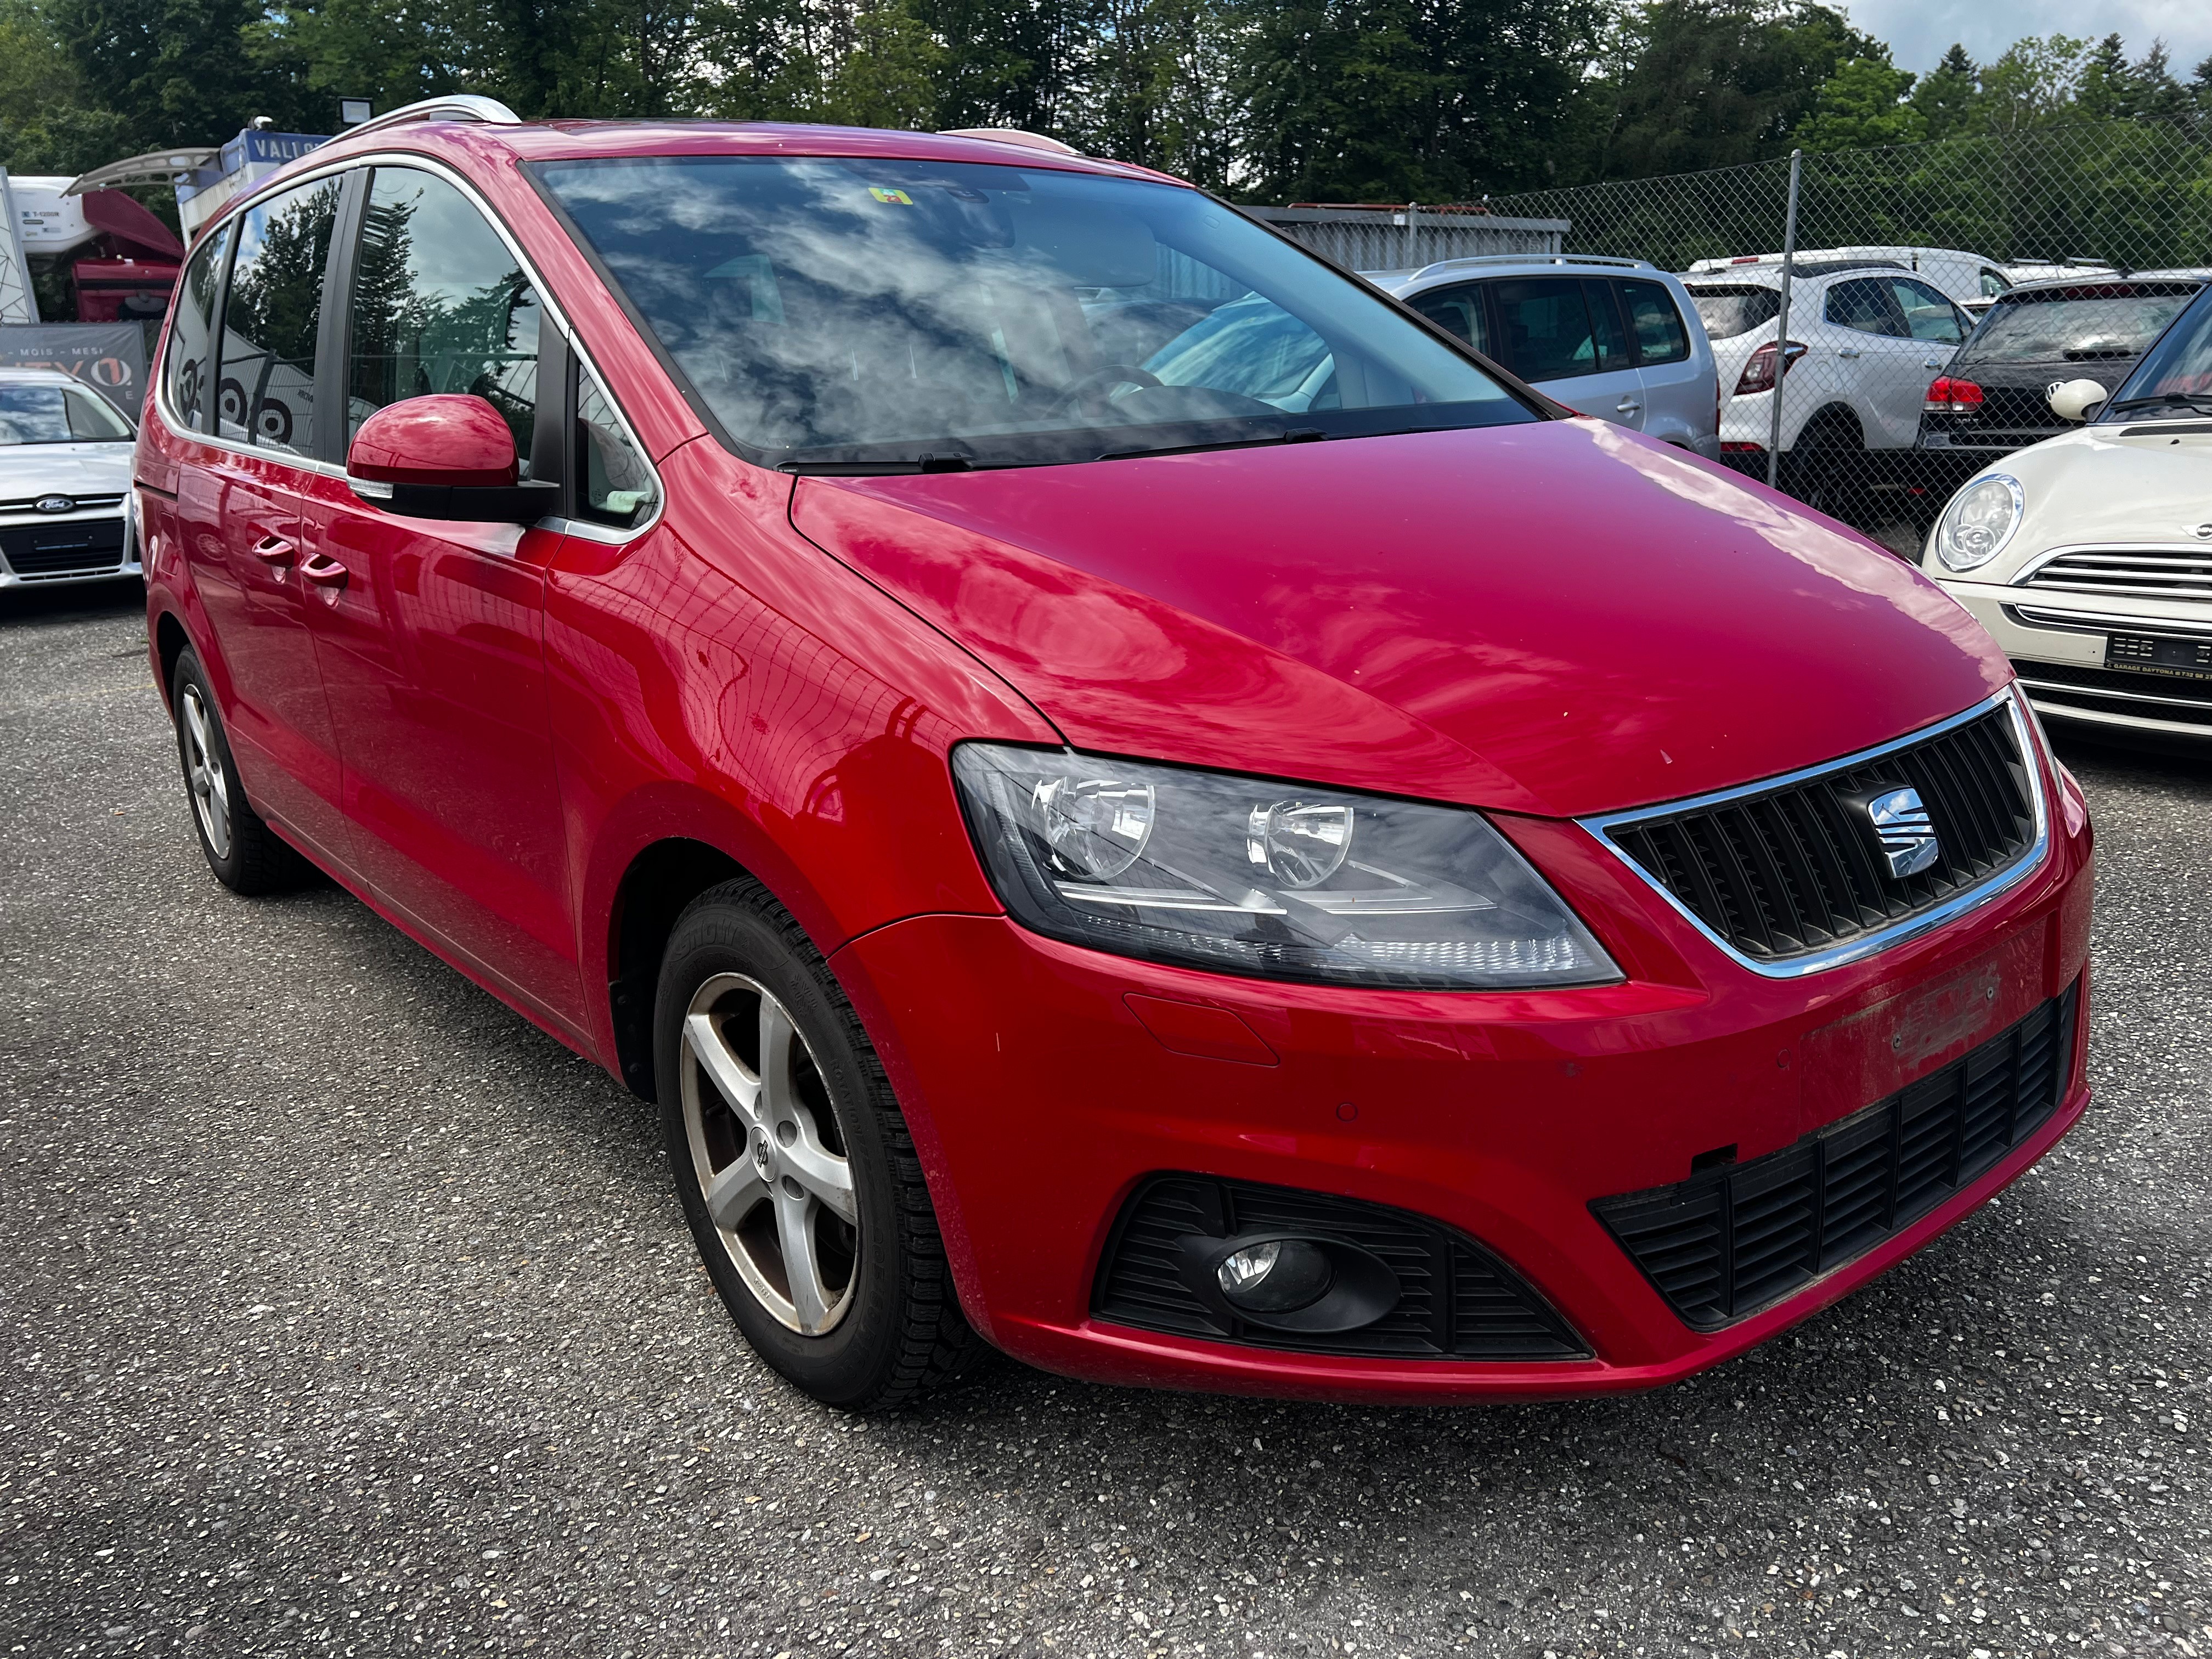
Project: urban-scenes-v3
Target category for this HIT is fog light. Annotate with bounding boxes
[1216,1239,1333,1312]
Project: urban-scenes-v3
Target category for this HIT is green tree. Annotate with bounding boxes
[1909,43,1977,140]
[46,0,320,146]
[0,0,132,172]
[1974,33,2086,134]
[1575,0,1880,181]
[820,0,945,129]
[1235,0,1608,202]
[1795,53,1923,150]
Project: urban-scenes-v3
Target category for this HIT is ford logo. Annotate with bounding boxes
[34,494,77,514]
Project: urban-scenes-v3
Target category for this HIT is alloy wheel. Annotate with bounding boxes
[680,973,859,1335]
[179,684,233,860]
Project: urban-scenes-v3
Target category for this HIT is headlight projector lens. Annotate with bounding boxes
[1246,800,1353,888]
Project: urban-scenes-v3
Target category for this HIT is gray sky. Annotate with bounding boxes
[1839,0,2212,75]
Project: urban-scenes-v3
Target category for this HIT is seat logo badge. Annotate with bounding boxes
[1861,786,1940,878]
[34,494,76,514]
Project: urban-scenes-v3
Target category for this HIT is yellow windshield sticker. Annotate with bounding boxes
[868,187,915,206]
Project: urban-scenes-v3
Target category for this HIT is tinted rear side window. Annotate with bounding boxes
[1491,277,1606,381]
[163,222,231,433]
[1407,283,1491,355]
[1686,286,1778,341]
[1824,278,1906,337]
[218,176,343,454]
[1618,279,1689,365]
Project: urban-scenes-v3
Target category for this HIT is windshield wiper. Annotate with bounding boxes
[2107,392,2212,415]
[1098,427,1325,462]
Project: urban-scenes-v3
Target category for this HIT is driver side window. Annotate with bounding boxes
[347,167,540,474]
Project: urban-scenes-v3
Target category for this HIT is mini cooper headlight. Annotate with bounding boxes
[950,744,1620,990]
[1933,473,2025,573]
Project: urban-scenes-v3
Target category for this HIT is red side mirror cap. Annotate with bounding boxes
[348,395,519,489]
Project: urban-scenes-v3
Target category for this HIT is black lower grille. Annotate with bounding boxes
[1094,1173,1586,1361]
[1598,701,2037,963]
[2017,658,2212,712]
[1595,982,2078,1329]
[1,517,127,577]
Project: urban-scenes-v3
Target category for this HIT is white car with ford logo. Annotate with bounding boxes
[0,367,141,589]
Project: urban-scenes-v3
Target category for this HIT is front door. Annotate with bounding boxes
[180,175,351,860]
[300,163,583,1032]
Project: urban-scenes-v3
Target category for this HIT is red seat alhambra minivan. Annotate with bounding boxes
[137,97,2094,1411]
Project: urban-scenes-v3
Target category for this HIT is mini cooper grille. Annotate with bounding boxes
[1594,983,2076,1330]
[1094,1174,1586,1361]
[2019,548,2212,605]
[1598,705,2035,962]
[2017,659,2212,709]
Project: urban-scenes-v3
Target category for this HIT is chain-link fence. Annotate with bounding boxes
[1487,119,2212,550]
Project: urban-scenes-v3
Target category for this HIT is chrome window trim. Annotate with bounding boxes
[1578,687,2051,980]
[151,148,665,547]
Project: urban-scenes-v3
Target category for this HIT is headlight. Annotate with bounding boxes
[1933,473,2024,572]
[950,744,1620,990]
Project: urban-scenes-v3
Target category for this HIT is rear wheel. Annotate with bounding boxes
[654,878,985,1410]
[169,648,312,894]
[1782,410,1866,522]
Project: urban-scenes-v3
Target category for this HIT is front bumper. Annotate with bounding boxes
[831,789,2093,1402]
[1943,584,2212,740]
[0,508,140,589]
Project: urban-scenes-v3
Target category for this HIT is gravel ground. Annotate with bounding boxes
[4,582,2209,1659]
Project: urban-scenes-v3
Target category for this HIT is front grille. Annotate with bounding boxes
[0,492,125,515]
[1593,701,2038,964]
[1094,1173,1586,1361]
[0,517,127,577]
[1595,982,2077,1329]
[2017,658,2212,706]
[2020,548,2212,605]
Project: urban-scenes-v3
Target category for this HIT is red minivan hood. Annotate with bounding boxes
[791,419,2005,819]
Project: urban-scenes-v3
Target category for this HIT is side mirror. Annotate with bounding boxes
[2046,378,2108,424]
[347,394,557,522]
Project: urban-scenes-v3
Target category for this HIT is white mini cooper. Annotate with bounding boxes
[1921,283,2212,744]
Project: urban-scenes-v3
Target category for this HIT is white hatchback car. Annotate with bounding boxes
[1365,255,1720,456]
[0,367,141,589]
[1921,283,2212,743]
[1683,259,1974,504]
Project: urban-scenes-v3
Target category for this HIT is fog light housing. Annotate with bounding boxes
[1178,1231,1401,1334]
[1216,1239,1333,1312]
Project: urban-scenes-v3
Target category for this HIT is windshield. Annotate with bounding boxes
[534,156,1531,467]
[1685,286,1779,341]
[0,383,134,445]
[1956,284,2197,365]
[2106,287,2212,415]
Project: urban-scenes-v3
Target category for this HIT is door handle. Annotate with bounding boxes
[1837,347,1863,359]
[1923,358,1946,369]
[1615,399,1641,414]
[251,534,296,566]
[299,551,349,592]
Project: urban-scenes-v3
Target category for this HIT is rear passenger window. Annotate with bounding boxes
[218,177,344,453]
[1618,279,1690,365]
[1825,278,1906,338]
[347,167,540,472]
[163,222,231,433]
[1490,278,1610,382]
[1408,284,1491,356]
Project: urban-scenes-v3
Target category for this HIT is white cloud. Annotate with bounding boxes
[1839,0,2212,75]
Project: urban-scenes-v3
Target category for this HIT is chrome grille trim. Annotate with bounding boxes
[2014,544,2212,605]
[1579,689,2050,980]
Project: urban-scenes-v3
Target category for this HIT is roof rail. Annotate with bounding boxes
[936,127,1081,156]
[341,94,524,144]
[1404,252,1654,283]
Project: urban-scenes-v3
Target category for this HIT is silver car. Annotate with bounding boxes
[0,367,141,590]
[1365,255,1722,458]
